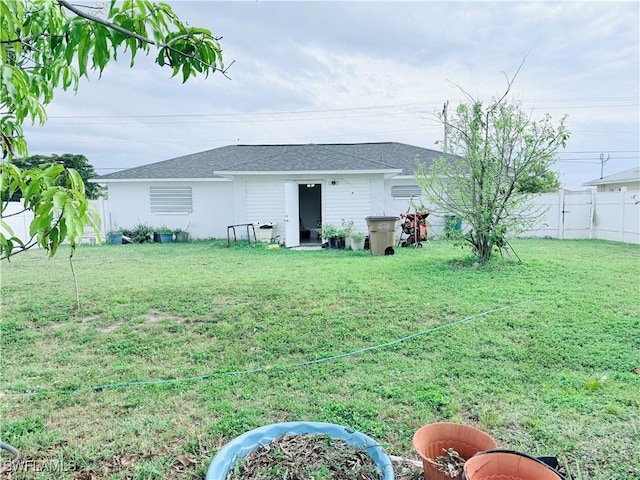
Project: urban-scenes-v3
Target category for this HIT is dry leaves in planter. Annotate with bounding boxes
[433,448,466,478]
[226,433,381,480]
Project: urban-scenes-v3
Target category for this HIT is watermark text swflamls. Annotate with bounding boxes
[1,457,77,473]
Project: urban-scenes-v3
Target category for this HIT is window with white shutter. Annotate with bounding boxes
[391,185,422,199]
[150,186,192,214]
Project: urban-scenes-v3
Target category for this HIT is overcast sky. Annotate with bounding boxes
[24,0,639,189]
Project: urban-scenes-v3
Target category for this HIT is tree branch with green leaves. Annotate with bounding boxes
[1,0,228,260]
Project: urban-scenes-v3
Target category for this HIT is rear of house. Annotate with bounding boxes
[94,142,452,246]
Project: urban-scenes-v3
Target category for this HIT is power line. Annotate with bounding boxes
[527,104,638,110]
[46,102,437,119]
[521,96,637,103]
[570,129,638,134]
[42,111,428,125]
[555,160,601,164]
[45,96,638,120]
[562,150,638,154]
[28,126,436,148]
[557,156,637,160]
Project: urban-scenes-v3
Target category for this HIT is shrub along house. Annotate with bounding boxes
[92,142,450,246]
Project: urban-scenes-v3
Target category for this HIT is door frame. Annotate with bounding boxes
[284,180,324,247]
[284,181,300,247]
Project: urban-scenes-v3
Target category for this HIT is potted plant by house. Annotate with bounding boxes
[334,225,350,249]
[107,229,123,245]
[350,231,366,251]
[317,224,340,249]
[155,226,174,243]
[126,222,154,243]
[338,220,354,249]
[173,228,190,243]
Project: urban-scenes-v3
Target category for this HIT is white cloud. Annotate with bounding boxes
[21,0,639,189]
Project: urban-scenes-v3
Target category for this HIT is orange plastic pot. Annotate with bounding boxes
[463,450,565,480]
[413,422,498,480]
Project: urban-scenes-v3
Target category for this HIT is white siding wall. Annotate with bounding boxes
[106,181,234,239]
[369,176,387,218]
[323,177,372,234]
[232,178,248,225]
[101,175,421,244]
[597,181,640,192]
[243,175,381,241]
[245,179,286,241]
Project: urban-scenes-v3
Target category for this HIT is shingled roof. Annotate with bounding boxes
[95,142,449,180]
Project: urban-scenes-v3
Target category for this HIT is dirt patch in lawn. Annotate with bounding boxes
[144,312,185,324]
[92,312,185,333]
[98,322,123,333]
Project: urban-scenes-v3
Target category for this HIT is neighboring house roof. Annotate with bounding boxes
[94,142,450,181]
[583,166,640,186]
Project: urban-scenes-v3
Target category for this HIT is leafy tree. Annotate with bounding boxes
[1,0,229,260]
[515,166,560,194]
[4,154,103,201]
[1,161,96,259]
[416,81,569,263]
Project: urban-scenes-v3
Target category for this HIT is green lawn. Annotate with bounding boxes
[1,239,639,479]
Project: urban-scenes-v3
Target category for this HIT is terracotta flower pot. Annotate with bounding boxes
[413,422,498,480]
[463,450,565,480]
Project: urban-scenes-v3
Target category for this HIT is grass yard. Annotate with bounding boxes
[1,239,639,479]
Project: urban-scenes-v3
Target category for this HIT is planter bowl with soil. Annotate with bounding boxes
[207,421,394,480]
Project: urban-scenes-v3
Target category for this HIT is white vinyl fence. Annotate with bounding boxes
[2,198,109,247]
[522,189,639,244]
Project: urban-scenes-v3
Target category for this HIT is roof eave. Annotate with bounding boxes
[222,169,402,175]
[90,177,231,183]
[391,173,419,179]
[582,178,638,186]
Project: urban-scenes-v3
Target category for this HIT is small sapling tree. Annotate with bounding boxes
[417,73,569,263]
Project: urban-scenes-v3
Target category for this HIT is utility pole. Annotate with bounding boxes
[599,153,610,179]
[442,100,449,152]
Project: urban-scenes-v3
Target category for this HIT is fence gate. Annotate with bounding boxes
[561,191,593,240]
